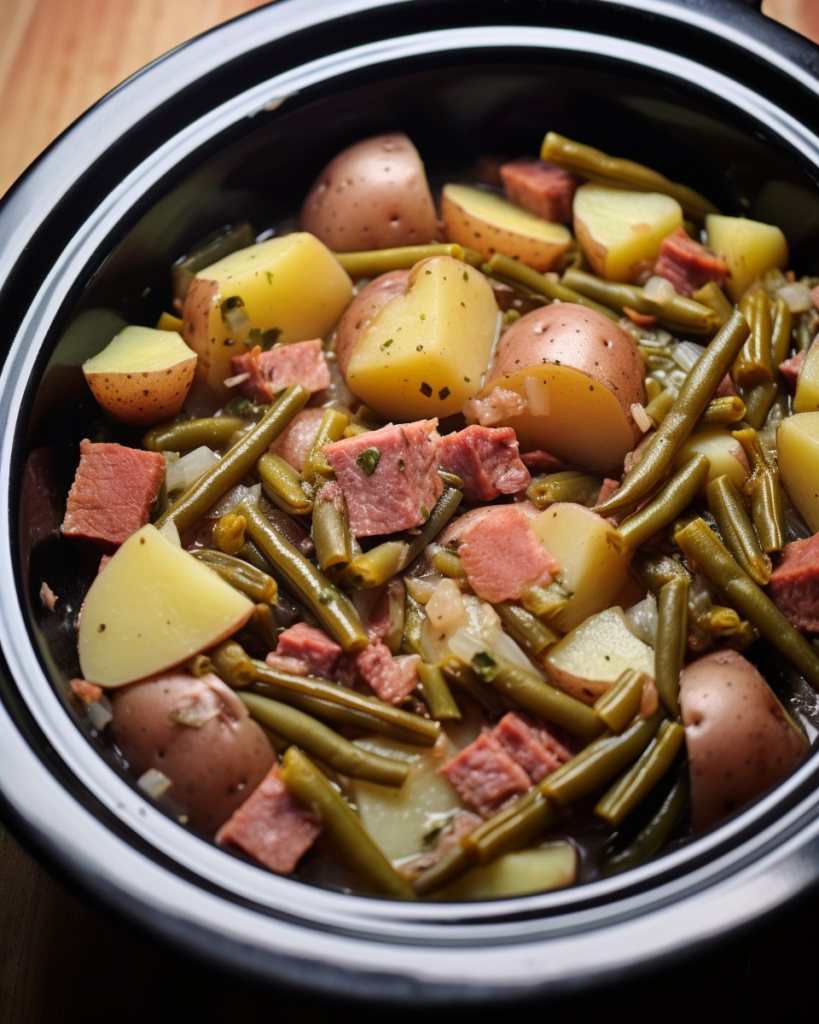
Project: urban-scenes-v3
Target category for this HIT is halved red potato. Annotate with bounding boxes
[480,303,646,475]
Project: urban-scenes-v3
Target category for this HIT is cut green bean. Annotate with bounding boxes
[742,381,778,430]
[628,550,691,594]
[404,486,463,564]
[417,662,461,721]
[402,595,425,657]
[733,428,785,553]
[654,578,688,718]
[675,518,819,690]
[495,603,560,658]
[238,539,275,574]
[333,244,466,279]
[210,640,257,687]
[143,417,246,453]
[595,311,749,515]
[380,578,406,655]
[487,253,620,320]
[246,603,280,652]
[439,657,508,719]
[521,581,571,622]
[706,474,771,585]
[433,549,465,579]
[236,494,368,653]
[593,669,646,734]
[644,388,677,427]
[191,548,279,603]
[280,746,415,898]
[465,788,556,864]
[602,773,689,876]
[257,452,313,515]
[594,721,684,826]
[311,492,353,572]
[698,395,746,428]
[411,844,476,897]
[772,297,793,368]
[527,471,602,509]
[156,385,309,533]
[612,454,710,553]
[302,408,349,484]
[541,132,718,221]
[693,281,734,325]
[795,309,817,352]
[184,653,213,677]
[733,289,772,386]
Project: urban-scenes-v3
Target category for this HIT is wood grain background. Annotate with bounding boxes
[0,0,818,1020]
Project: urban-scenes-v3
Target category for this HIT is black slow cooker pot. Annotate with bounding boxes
[2,0,819,1003]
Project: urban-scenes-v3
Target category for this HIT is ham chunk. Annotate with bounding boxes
[230,340,331,403]
[264,653,310,676]
[457,504,560,603]
[356,641,420,704]
[780,349,805,390]
[436,425,530,502]
[439,732,531,818]
[492,712,572,783]
[653,228,728,298]
[521,450,566,473]
[767,533,819,632]
[500,158,581,223]
[216,765,322,874]
[596,478,620,507]
[714,373,738,399]
[268,407,326,471]
[323,420,442,537]
[63,440,166,547]
[275,622,342,678]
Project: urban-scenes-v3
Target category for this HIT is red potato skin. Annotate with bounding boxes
[679,649,808,832]
[183,278,219,382]
[485,304,646,445]
[300,133,438,253]
[334,269,409,377]
[110,672,275,835]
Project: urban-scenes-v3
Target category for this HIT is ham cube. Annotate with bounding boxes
[780,349,805,390]
[439,732,531,818]
[653,228,728,298]
[63,440,166,547]
[436,425,530,502]
[767,532,819,632]
[457,504,559,604]
[264,653,310,676]
[323,420,442,537]
[275,622,342,678]
[492,712,572,783]
[500,158,581,223]
[216,765,322,874]
[356,640,420,705]
[230,339,331,403]
[520,450,566,473]
[268,407,326,471]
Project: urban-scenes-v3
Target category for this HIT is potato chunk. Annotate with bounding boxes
[674,428,749,494]
[793,339,819,412]
[78,525,254,686]
[573,184,683,281]
[183,233,352,393]
[705,214,788,302]
[82,325,196,426]
[778,412,819,531]
[436,843,577,900]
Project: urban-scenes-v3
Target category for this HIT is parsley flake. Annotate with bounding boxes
[419,382,433,397]
[356,447,381,476]
[471,651,497,680]
[438,386,450,401]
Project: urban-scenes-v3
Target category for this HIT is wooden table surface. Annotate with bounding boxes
[2,1,819,1020]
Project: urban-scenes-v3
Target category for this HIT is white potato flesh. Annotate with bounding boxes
[78,525,254,686]
[573,184,683,282]
[793,340,819,413]
[778,412,819,532]
[545,607,655,704]
[530,503,634,632]
[83,325,197,426]
[183,233,352,393]
[435,843,577,900]
[705,214,789,302]
[344,255,498,419]
[441,183,572,272]
[674,428,749,494]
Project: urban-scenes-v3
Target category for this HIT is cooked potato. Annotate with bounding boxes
[481,303,646,474]
[110,672,274,834]
[545,607,655,704]
[778,411,819,531]
[674,428,749,494]
[79,525,255,686]
[705,214,789,302]
[436,843,577,900]
[573,184,683,281]
[529,502,634,632]
[82,326,196,427]
[300,133,438,252]
[441,183,572,272]
[793,339,819,412]
[680,649,808,831]
[183,233,352,394]
[338,255,499,420]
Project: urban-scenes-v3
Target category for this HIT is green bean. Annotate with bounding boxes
[143,417,246,453]
[311,493,352,572]
[795,309,817,352]
[562,268,722,335]
[628,550,691,595]
[256,452,312,515]
[411,844,476,897]
[439,657,508,719]
[520,581,571,622]
[595,311,749,515]
[693,281,734,325]
[594,721,684,826]
[733,289,773,386]
[644,387,677,426]
[241,692,411,786]
[402,595,425,657]
[527,471,602,509]
[210,640,257,687]
[417,662,461,721]
[343,423,370,438]
[706,474,771,585]
[723,619,760,652]
[602,773,689,876]
[333,244,467,279]
[654,578,688,718]
[698,395,746,428]
[487,253,620,320]
[733,428,785,553]
[541,132,718,221]
[280,746,415,899]
[302,408,349,484]
[473,651,603,738]
[593,669,646,734]
[246,603,280,652]
[191,548,278,603]
[184,653,213,677]
[772,297,793,367]
[404,486,463,564]
[540,711,663,806]
[495,603,560,658]
[742,381,778,431]
[705,605,741,635]
[156,385,309,533]
[380,579,406,655]
[238,539,275,574]
[236,494,368,653]
[612,454,710,553]
[675,518,819,690]
[465,788,556,864]
[438,470,464,490]
[433,549,465,579]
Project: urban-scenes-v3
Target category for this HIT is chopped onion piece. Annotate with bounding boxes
[671,341,707,373]
[426,579,468,634]
[625,593,658,646]
[205,482,250,518]
[777,282,814,314]
[88,698,113,730]
[405,575,442,605]
[138,768,172,799]
[158,519,181,546]
[448,628,488,665]
[223,372,251,389]
[523,375,550,416]
[165,445,219,494]
[481,602,545,676]
[643,275,677,305]
[224,306,251,341]
[631,402,652,434]
[688,573,712,617]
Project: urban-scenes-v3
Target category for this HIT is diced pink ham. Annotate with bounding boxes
[323,420,442,537]
[356,640,420,705]
[780,349,805,390]
[63,440,166,547]
[596,478,620,507]
[520,450,566,472]
[275,622,342,678]
[264,653,310,676]
[436,425,530,502]
[463,387,526,427]
[500,158,580,223]
[714,374,738,399]
[70,679,103,706]
[653,228,728,298]
[492,712,571,783]
[439,732,531,818]
[230,340,331,403]
[216,765,322,874]
[457,504,559,604]
[363,579,403,643]
[268,407,326,471]
[767,533,819,632]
